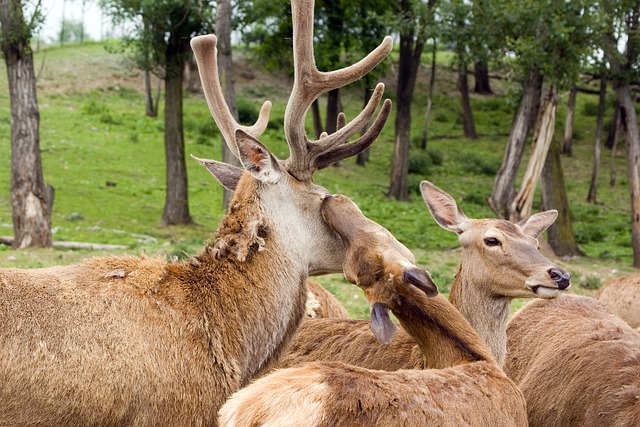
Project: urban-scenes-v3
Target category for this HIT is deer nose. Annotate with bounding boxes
[548,268,571,290]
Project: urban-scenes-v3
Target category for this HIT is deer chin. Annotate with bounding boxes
[525,282,568,298]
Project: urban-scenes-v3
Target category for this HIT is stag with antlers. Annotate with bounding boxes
[0,1,399,426]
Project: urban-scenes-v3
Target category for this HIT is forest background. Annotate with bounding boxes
[1,0,638,318]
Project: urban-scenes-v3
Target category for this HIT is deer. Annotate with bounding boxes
[505,294,640,427]
[276,179,571,372]
[305,280,349,318]
[218,194,528,427]
[595,273,640,329]
[0,1,396,425]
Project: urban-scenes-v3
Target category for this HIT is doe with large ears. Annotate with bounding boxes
[276,180,570,372]
[0,1,393,426]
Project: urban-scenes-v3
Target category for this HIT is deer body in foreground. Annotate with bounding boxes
[505,294,640,427]
[0,1,393,425]
[276,180,570,371]
[219,195,527,427]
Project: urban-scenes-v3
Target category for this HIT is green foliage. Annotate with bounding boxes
[455,152,501,176]
[1,40,638,318]
[581,100,600,117]
[236,97,259,124]
[580,275,603,290]
[408,151,433,175]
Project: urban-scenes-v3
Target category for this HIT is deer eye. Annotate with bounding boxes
[484,237,501,247]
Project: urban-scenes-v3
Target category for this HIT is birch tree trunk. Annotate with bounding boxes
[509,87,557,222]
[0,0,52,248]
[489,67,543,218]
[562,85,577,155]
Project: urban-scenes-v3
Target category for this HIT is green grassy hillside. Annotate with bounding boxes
[0,41,635,318]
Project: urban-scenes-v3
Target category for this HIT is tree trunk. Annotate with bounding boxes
[216,0,243,209]
[489,67,543,218]
[185,55,201,94]
[458,59,477,139]
[356,86,373,166]
[562,85,577,155]
[509,87,557,222]
[162,72,192,225]
[144,69,159,117]
[617,83,640,267]
[388,31,425,201]
[161,28,192,226]
[541,124,584,257]
[0,0,52,248]
[311,99,323,139]
[325,89,340,135]
[420,40,437,150]
[605,100,620,149]
[587,77,607,203]
[473,60,492,94]
[610,105,621,186]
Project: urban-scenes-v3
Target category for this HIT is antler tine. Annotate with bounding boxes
[191,35,272,159]
[316,98,392,170]
[308,82,385,157]
[285,0,393,179]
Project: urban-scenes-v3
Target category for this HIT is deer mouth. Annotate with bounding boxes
[526,282,569,298]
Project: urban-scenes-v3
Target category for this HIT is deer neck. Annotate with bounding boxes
[395,293,496,370]
[448,265,511,367]
[166,182,311,387]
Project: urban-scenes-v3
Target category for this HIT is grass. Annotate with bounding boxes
[0,41,637,319]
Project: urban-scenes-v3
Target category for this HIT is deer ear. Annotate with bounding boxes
[191,155,243,191]
[235,129,282,184]
[520,210,558,238]
[420,181,469,234]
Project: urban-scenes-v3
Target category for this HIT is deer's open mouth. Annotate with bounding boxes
[527,283,569,298]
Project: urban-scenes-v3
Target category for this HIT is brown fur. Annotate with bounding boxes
[304,281,349,319]
[1,0,396,423]
[276,180,567,371]
[595,273,640,328]
[505,294,640,427]
[219,195,527,427]
[0,175,318,427]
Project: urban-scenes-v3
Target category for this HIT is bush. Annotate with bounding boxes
[237,97,259,124]
[409,151,433,175]
[408,174,425,196]
[581,100,599,117]
[580,275,602,290]
[428,149,444,166]
[456,152,500,175]
[574,223,606,244]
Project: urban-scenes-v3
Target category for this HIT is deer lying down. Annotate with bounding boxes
[505,294,640,427]
[595,273,640,329]
[305,280,349,318]
[0,1,393,425]
[276,180,570,371]
[219,194,527,427]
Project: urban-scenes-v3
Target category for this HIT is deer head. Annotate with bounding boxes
[420,180,571,299]
[190,0,392,274]
[321,194,438,343]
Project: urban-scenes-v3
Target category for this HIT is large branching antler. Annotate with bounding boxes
[190,35,272,158]
[284,0,393,180]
